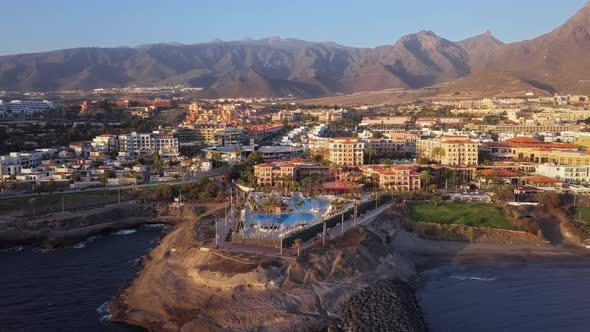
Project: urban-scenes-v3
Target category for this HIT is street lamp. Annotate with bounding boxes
[215,219,219,248]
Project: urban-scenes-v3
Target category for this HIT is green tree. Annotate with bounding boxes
[366,146,377,164]
[152,151,162,175]
[432,194,442,207]
[383,159,393,168]
[420,170,431,189]
[98,170,115,187]
[245,150,264,166]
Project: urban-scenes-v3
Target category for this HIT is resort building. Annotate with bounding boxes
[258,146,304,160]
[536,164,590,184]
[254,160,331,187]
[365,138,413,159]
[480,137,580,162]
[359,165,422,191]
[416,136,479,166]
[359,116,411,132]
[464,123,586,134]
[327,138,365,165]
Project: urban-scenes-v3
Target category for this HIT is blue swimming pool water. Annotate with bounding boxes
[290,196,330,212]
[248,196,330,225]
[251,211,317,225]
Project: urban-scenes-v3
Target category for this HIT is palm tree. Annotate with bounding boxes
[366,146,377,165]
[432,194,442,207]
[420,170,431,189]
[387,182,395,201]
[474,171,483,190]
[383,159,393,169]
[294,238,302,257]
[450,169,460,192]
[329,163,340,181]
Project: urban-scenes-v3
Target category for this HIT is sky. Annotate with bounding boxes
[1,0,588,55]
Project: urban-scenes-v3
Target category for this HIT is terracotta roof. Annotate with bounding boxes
[280,163,295,168]
[480,169,519,177]
[506,137,540,144]
[254,163,273,168]
[525,176,562,184]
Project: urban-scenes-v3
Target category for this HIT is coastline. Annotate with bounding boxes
[108,206,590,332]
[0,202,163,249]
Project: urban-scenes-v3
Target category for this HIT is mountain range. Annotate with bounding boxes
[2,2,590,98]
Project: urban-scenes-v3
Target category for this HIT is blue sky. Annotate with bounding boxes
[1,0,587,55]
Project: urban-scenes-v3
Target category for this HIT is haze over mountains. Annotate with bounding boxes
[2,2,590,98]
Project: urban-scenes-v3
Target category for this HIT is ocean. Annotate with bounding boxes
[418,261,590,332]
[0,225,168,332]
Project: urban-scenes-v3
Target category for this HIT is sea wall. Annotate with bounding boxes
[340,278,426,332]
[400,219,546,245]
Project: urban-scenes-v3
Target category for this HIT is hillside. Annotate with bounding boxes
[2,2,590,97]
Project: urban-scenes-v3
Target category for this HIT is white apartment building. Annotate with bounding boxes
[91,135,119,153]
[118,132,179,157]
[0,100,58,114]
[536,164,590,184]
[457,99,493,109]
[0,151,54,177]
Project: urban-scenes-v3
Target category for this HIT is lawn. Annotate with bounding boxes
[572,207,590,223]
[0,190,128,215]
[407,202,514,230]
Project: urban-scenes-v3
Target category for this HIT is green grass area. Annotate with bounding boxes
[407,202,514,230]
[0,190,129,215]
[572,207,590,223]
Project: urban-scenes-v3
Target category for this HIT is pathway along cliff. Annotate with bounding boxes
[111,207,590,332]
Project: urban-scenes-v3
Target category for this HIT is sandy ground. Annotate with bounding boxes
[110,206,590,331]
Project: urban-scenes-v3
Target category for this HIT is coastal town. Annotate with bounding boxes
[6,2,590,331]
[2,93,590,198]
[2,91,590,255]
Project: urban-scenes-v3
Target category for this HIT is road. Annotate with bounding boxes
[0,166,228,200]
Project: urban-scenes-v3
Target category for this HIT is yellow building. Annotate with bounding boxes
[328,138,365,165]
[575,136,590,149]
[416,136,479,166]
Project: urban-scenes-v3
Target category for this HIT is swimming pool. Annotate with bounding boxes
[248,196,331,225]
[250,211,317,225]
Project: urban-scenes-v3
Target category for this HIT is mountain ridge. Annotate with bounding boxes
[2,2,590,97]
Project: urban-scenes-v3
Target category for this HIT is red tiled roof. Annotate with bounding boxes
[480,169,519,177]
[506,137,540,144]
[254,163,273,168]
[525,176,562,184]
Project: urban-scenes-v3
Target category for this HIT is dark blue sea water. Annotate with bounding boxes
[0,225,167,332]
[418,262,590,332]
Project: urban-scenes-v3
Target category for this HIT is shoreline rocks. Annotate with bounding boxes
[339,279,426,332]
[0,203,156,248]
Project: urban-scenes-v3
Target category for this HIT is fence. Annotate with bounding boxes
[281,192,394,248]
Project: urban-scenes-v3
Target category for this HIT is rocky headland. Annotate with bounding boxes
[0,201,154,248]
[109,206,590,331]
